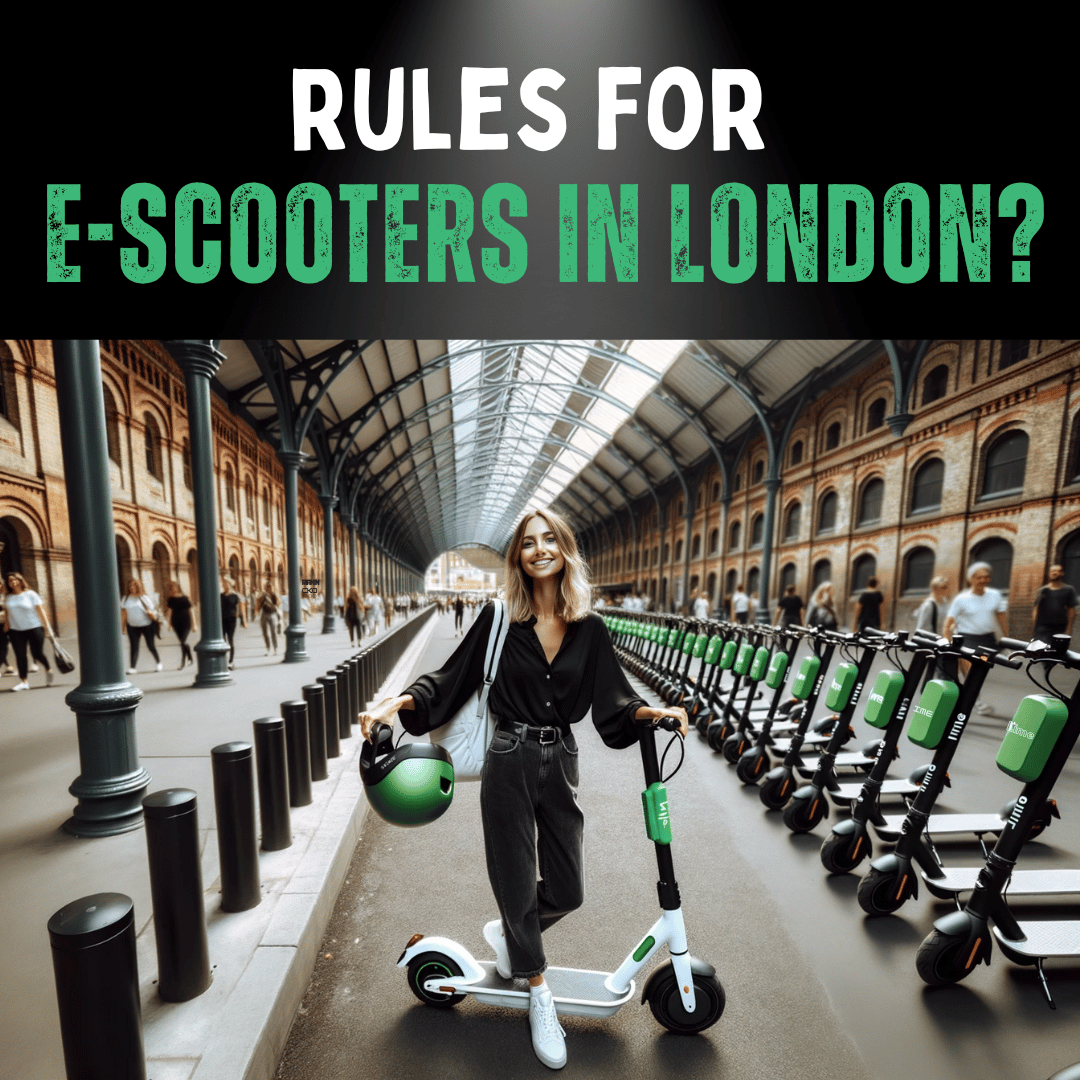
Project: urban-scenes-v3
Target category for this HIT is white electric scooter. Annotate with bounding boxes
[396,716,725,1033]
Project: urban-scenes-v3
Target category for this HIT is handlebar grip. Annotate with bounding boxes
[999,637,1030,652]
[859,626,891,638]
[655,715,683,732]
[994,653,1024,670]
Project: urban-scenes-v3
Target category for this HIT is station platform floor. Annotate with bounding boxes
[3,610,1079,1080]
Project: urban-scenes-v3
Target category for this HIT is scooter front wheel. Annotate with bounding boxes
[407,952,466,1007]
[722,734,747,764]
[736,750,769,785]
[648,970,726,1034]
[820,831,871,874]
[759,774,793,810]
[856,866,908,916]
[915,929,973,986]
[783,794,824,834]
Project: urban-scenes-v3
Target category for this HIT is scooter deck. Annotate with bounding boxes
[460,961,634,1017]
[829,777,917,801]
[993,921,1080,960]
[923,867,1080,900]
[874,812,1005,842]
[796,752,875,779]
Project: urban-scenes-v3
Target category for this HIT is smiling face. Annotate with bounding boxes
[7,574,24,594]
[519,515,565,582]
[970,568,992,593]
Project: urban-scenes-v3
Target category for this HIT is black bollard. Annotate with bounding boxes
[142,789,212,1001]
[302,684,329,779]
[304,682,336,760]
[317,674,339,756]
[335,666,352,740]
[281,700,313,807]
[49,893,146,1080]
[346,656,361,729]
[253,717,291,851]
[211,743,261,912]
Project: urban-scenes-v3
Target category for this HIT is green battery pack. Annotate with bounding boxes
[719,640,738,670]
[641,782,672,844]
[734,642,755,675]
[704,634,723,664]
[765,651,789,690]
[907,680,960,749]
[692,633,708,658]
[996,695,1069,782]
[790,655,821,699]
[863,670,906,729]
[824,662,859,711]
[682,631,697,655]
[749,646,771,681]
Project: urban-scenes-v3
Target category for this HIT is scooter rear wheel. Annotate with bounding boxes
[647,970,726,1034]
[407,952,466,1007]
[915,929,972,986]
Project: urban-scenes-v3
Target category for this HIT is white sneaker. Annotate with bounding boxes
[528,984,566,1070]
[12,681,29,692]
[1,665,15,676]
[46,670,55,686]
[29,664,39,673]
[126,668,137,675]
[975,702,995,716]
[155,662,163,672]
[483,919,512,979]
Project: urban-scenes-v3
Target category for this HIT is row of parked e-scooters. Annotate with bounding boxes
[601,611,1080,1010]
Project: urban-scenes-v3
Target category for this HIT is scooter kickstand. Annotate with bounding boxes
[1035,958,1057,1010]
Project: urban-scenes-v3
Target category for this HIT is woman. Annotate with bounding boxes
[4,572,56,690]
[807,582,839,630]
[165,581,196,669]
[344,586,365,645]
[220,579,245,669]
[359,508,687,1070]
[120,578,163,674]
[0,579,13,676]
[255,580,281,655]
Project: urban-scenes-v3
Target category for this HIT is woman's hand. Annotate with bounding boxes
[359,694,415,741]
[635,704,689,739]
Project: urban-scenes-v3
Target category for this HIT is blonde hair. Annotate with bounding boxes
[126,577,144,595]
[504,508,592,623]
[810,582,833,608]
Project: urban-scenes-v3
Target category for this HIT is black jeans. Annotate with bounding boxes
[9,626,50,680]
[127,624,160,667]
[480,726,584,978]
[222,618,237,663]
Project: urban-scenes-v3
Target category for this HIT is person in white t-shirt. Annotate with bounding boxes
[942,562,1008,711]
[731,585,750,624]
[120,578,163,674]
[4,572,56,691]
[692,591,710,619]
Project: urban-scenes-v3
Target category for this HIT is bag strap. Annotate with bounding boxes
[476,599,510,718]
[139,595,156,618]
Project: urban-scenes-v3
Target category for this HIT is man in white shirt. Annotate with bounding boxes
[692,590,710,619]
[942,561,1008,712]
[731,585,750,624]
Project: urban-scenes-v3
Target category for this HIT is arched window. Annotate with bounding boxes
[674,539,683,562]
[1060,531,1080,593]
[971,537,1013,592]
[851,554,876,592]
[151,542,170,601]
[910,459,944,513]
[813,559,832,590]
[228,554,240,589]
[750,514,764,548]
[999,339,1030,370]
[651,545,659,566]
[143,413,162,479]
[734,473,742,492]
[225,464,236,511]
[691,533,701,559]
[866,398,887,432]
[181,438,192,490]
[725,568,737,596]
[921,364,949,406]
[662,542,670,563]
[903,546,935,594]
[858,478,884,526]
[262,486,270,524]
[817,492,838,534]
[825,422,841,451]
[784,502,801,541]
[780,562,796,592]
[706,571,717,604]
[103,387,121,465]
[708,527,719,554]
[244,479,254,521]
[747,567,760,596]
[729,520,741,551]
[982,430,1028,498]
[790,440,804,466]
[752,459,765,484]
[711,481,720,502]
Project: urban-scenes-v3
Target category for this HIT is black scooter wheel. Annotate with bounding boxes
[695,713,711,737]
[759,774,793,810]
[648,970,726,1034]
[915,929,972,986]
[407,952,466,1007]
[736,751,769,785]
[820,831,871,874]
[706,723,728,752]
[783,794,824,834]
[722,734,746,764]
[856,867,908,916]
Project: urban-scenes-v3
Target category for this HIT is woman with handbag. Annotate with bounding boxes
[165,581,197,669]
[220,579,245,669]
[359,508,688,1070]
[4,572,56,690]
[806,582,839,630]
[120,578,163,673]
[344,586,365,645]
[256,580,282,655]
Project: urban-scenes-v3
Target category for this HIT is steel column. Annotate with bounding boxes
[278,450,309,661]
[755,477,781,623]
[320,493,337,633]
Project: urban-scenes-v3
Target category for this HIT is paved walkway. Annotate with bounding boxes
[0,610,436,1080]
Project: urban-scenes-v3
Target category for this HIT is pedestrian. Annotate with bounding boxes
[453,594,465,636]
[692,589,710,619]
[731,583,750,625]
[220,578,245,669]
[344,586,365,645]
[853,576,885,632]
[256,579,281,655]
[120,577,162,674]
[1032,564,1077,645]
[165,581,196,669]
[359,507,687,1070]
[942,562,1008,707]
[807,583,839,630]
[774,584,805,628]
[3,572,56,690]
[914,575,951,687]
[0,578,13,677]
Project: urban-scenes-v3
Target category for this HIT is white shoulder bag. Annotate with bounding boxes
[429,599,510,782]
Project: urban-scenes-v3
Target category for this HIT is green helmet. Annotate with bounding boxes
[360,724,454,827]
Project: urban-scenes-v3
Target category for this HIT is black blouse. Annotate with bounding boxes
[400,602,647,749]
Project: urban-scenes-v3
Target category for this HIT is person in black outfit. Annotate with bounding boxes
[220,579,245,669]
[774,585,804,628]
[1032,564,1077,644]
[453,594,465,636]
[359,508,688,1070]
[854,576,885,632]
[165,581,196,669]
